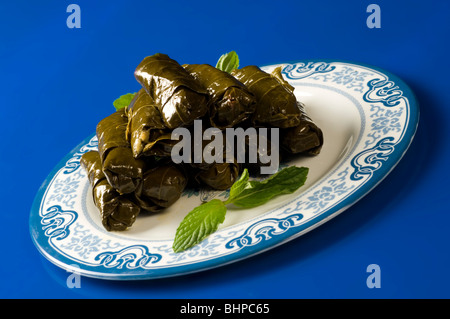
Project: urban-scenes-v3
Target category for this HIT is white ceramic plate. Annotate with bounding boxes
[30,60,419,280]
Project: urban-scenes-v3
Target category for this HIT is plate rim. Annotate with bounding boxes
[29,59,420,280]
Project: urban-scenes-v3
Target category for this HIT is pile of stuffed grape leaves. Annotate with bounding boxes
[81,53,323,232]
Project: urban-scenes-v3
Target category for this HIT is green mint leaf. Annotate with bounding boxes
[216,51,239,73]
[225,168,249,204]
[172,199,227,253]
[229,166,309,209]
[113,92,136,111]
[173,166,308,253]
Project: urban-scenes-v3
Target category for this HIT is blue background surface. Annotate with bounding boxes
[1,0,449,298]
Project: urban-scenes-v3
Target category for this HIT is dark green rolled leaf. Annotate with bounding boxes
[184,63,256,129]
[96,108,146,194]
[134,53,209,129]
[80,151,141,231]
[189,129,241,190]
[134,163,188,211]
[231,65,301,128]
[280,102,324,155]
[126,88,174,158]
[172,199,227,253]
[193,161,240,191]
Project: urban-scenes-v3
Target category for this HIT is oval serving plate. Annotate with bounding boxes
[30,60,419,280]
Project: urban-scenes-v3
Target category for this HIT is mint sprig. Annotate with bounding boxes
[172,199,227,253]
[113,92,136,111]
[226,166,309,208]
[172,166,308,253]
[215,51,239,73]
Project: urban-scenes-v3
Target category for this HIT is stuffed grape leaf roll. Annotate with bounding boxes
[134,163,188,211]
[81,151,141,231]
[189,133,240,190]
[126,88,174,158]
[231,66,301,128]
[96,108,145,194]
[238,127,280,175]
[281,102,324,155]
[134,53,209,129]
[192,161,240,191]
[183,64,256,129]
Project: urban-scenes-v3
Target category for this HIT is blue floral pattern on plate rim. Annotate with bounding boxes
[29,60,419,280]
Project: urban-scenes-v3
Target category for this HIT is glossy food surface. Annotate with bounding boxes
[184,63,256,129]
[96,109,145,194]
[80,151,141,231]
[127,88,172,158]
[134,53,209,129]
[232,66,301,128]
